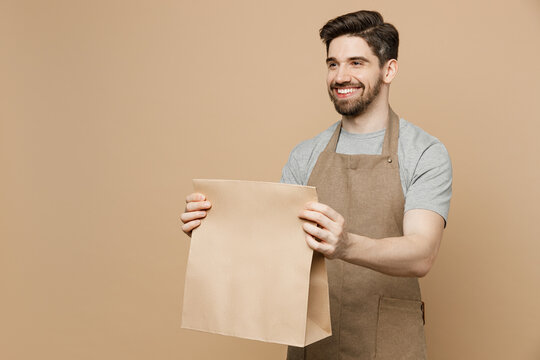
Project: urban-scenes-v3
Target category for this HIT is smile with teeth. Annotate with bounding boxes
[337,88,358,93]
[335,87,361,97]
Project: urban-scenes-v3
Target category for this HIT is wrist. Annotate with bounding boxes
[340,232,373,264]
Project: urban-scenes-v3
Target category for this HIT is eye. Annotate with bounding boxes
[352,61,363,66]
[328,62,337,69]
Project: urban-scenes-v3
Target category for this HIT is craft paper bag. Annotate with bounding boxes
[181,179,331,346]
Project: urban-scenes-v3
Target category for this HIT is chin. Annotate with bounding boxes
[334,103,367,117]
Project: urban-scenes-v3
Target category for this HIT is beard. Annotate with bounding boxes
[328,75,383,117]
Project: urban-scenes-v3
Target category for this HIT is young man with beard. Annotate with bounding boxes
[181,10,452,360]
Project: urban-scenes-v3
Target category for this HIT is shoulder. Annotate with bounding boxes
[398,118,451,172]
[289,121,339,160]
[280,121,339,185]
[399,118,448,155]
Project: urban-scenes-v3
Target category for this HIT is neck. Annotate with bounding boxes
[341,90,391,134]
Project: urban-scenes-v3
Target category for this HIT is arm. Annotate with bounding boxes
[299,202,444,277]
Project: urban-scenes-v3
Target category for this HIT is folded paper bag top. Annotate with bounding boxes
[181,179,331,346]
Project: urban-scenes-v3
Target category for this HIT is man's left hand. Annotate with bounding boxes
[299,201,351,259]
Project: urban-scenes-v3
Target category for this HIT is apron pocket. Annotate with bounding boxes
[375,296,427,360]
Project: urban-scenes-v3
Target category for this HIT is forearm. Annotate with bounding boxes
[342,232,440,277]
[300,205,444,277]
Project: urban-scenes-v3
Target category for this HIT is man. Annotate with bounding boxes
[181,10,452,360]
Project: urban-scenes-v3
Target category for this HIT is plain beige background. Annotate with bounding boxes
[1,0,539,359]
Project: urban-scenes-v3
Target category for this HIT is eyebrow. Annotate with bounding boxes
[326,56,370,64]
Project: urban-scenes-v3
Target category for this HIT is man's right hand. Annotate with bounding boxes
[180,193,212,237]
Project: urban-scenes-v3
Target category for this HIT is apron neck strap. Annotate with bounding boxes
[324,106,400,156]
[382,107,400,156]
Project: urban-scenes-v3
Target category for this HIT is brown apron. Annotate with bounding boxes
[287,108,427,360]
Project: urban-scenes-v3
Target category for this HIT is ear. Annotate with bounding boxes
[382,59,398,84]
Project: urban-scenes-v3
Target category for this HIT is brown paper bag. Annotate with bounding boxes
[181,179,331,346]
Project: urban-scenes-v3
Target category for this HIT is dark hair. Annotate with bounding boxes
[319,10,399,67]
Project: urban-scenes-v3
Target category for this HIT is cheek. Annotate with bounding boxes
[351,71,367,83]
[326,74,333,87]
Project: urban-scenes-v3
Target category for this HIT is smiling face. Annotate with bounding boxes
[326,35,386,117]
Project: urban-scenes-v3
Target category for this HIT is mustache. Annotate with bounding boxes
[330,82,365,89]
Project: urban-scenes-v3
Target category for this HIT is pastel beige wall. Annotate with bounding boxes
[1,0,539,359]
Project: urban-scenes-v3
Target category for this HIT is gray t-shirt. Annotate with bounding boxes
[280,118,453,224]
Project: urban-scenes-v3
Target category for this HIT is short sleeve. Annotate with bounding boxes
[280,146,305,185]
[404,142,453,226]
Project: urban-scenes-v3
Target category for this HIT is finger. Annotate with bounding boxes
[305,233,331,255]
[299,209,336,231]
[302,222,334,244]
[186,201,212,212]
[180,211,206,224]
[186,193,206,203]
[182,220,201,234]
[305,201,343,224]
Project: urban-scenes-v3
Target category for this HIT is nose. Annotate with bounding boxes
[335,66,352,84]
